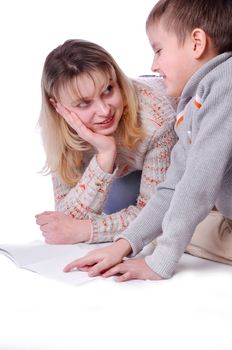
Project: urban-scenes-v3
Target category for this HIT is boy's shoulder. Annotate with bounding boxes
[183,53,232,104]
[201,53,232,84]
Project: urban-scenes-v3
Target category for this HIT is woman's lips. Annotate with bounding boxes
[96,115,115,128]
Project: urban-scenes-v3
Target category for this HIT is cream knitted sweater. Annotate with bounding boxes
[52,77,177,242]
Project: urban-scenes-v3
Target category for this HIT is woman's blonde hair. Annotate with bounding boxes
[39,39,144,186]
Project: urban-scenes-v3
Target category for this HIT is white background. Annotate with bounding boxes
[0,1,231,350]
[0,0,157,244]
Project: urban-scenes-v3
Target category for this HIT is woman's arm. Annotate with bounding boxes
[42,124,175,245]
[52,103,119,218]
[87,126,177,243]
[53,155,118,219]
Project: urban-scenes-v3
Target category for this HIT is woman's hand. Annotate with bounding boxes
[63,239,132,276]
[35,211,91,244]
[56,103,117,173]
[102,258,163,282]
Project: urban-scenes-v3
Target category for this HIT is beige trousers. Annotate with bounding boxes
[186,211,232,265]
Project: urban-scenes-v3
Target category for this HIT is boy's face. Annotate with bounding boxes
[147,22,197,97]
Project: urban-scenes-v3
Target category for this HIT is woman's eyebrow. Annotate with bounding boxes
[70,96,90,106]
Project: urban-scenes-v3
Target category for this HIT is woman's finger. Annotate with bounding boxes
[56,103,75,126]
[69,112,95,142]
[35,211,53,218]
[36,214,52,225]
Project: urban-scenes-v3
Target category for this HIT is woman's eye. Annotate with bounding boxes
[104,84,113,94]
[77,100,90,108]
[155,49,162,56]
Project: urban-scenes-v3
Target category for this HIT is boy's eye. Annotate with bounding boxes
[155,49,162,56]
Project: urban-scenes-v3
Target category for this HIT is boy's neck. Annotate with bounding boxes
[196,34,219,70]
[180,52,230,100]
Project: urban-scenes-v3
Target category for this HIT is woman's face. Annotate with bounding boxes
[58,71,124,135]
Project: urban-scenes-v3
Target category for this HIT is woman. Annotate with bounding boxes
[35,39,177,244]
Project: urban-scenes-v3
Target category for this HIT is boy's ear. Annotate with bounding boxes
[191,28,207,58]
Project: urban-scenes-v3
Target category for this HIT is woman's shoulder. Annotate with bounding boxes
[131,76,177,132]
[133,76,177,109]
[133,75,166,91]
[132,75,167,97]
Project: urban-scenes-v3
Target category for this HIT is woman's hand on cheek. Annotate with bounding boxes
[56,102,116,173]
[35,211,91,244]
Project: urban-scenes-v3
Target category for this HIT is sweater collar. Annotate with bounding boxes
[180,52,232,103]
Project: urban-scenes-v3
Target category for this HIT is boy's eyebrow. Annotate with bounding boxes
[151,40,160,50]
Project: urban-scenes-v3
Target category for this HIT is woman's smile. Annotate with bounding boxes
[95,114,115,128]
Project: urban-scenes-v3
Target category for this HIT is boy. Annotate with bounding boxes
[64,0,232,280]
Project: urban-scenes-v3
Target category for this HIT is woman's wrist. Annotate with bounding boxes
[96,147,116,174]
[77,219,92,242]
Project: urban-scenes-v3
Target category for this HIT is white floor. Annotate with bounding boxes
[0,116,231,350]
[0,241,231,350]
[0,2,231,348]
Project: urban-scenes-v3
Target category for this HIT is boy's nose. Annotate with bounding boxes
[151,56,159,73]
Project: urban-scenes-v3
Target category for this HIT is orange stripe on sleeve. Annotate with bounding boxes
[175,115,184,127]
[194,99,202,109]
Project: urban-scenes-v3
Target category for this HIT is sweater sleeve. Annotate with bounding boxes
[87,125,177,243]
[118,75,232,278]
[52,155,118,219]
[146,94,232,278]
[114,134,184,250]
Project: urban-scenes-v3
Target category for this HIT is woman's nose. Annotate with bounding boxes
[96,100,110,115]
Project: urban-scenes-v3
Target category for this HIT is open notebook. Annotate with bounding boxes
[0,240,111,286]
[0,240,158,286]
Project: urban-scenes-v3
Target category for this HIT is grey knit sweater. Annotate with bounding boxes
[115,52,232,278]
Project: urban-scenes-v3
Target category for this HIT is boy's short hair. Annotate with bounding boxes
[146,0,232,53]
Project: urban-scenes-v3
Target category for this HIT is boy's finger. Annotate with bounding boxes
[63,255,100,272]
[102,264,123,278]
[63,260,79,272]
[115,272,131,282]
[78,266,92,272]
[88,260,114,277]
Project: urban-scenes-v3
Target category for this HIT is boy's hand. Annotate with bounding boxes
[102,258,163,282]
[63,239,132,276]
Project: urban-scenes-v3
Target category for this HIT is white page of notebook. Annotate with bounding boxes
[0,240,110,286]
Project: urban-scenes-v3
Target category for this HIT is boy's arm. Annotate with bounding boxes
[114,138,185,255]
[145,106,232,278]
[118,80,232,279]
